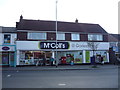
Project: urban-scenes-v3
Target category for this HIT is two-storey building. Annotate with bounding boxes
[0,26,17,67]
[16,16,109,66]
[108,34,120,64]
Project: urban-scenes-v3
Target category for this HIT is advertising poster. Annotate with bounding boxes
[86,51,90,63]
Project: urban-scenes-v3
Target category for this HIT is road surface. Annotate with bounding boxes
[2,68,118,88]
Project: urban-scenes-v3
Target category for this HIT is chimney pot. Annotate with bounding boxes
[75,18,78,23]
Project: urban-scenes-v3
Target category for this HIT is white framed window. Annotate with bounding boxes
[28,32,46,40]
[71,33,80,40]
[57,33,65,40]
[88,34,103,41]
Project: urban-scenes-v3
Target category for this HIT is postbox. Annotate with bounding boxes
[61,57,66,64]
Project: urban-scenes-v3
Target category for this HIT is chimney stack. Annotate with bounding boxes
[75,18,78,23]
[20,15,23,22]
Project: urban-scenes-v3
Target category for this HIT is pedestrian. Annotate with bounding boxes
[101,56,104,65]
[50,57,54,66]
[96,55,100,63]
[36,60,39,66]
[99,55,101,64]
[117,57,120,65]
[43,57,46,66]
[114,56,118,65]
[70,60,74,66]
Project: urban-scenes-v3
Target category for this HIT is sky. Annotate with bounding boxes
[0,0,119,34]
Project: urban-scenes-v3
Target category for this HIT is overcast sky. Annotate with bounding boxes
[0,0,119,34]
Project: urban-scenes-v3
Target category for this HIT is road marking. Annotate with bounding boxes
[58,83,66,86]
[7,75,11,77]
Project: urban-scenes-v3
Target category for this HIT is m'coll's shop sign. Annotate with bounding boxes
[39,42,70,49]
[39,41,109,50]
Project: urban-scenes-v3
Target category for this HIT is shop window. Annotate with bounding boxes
[19,51,50,65]
[95,51,108,62]
[86,51,90,63]
[57,33,65,40]
[88,34,103,41]
[28,32,46,40]
[71,33,80,40]
[4,34,11,44]
[58,51,83,64]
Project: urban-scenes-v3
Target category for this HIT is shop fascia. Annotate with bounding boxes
[16,41,109,50]
[0,45,15,51]
[40,42,109,50]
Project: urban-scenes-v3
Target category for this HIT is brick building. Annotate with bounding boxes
[15,15,109,66]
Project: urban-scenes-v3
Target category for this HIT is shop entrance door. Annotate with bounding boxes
[9,52,15,67]
[2,52,9,65]
[45,51,52,65]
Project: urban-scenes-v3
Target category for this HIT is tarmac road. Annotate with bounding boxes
[2,67,118,88]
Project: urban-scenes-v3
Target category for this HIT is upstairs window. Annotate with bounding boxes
[88,34,103,41]
[28,32,46,40]
[71,33,80,40]
[57,33,65,40]
[4,34,11,44]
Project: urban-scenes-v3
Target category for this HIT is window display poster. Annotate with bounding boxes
[74,52,83,63]
[86,51,90,63]
[58,51,83,64]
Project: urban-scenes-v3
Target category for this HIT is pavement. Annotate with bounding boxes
[1,64,119,71]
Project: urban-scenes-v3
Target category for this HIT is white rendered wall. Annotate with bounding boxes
[83,50,86,63]
[11,34,17,45]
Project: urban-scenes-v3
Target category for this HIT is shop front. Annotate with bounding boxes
[68,42,109,64]
[16,41,109,66]
[16,41,69,66]
[0,45,16,67]
[18,50,84,65]
[19,50,52,65]
[56,50,108,64]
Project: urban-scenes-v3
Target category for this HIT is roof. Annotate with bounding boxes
[108,34,119,42]
[16,18,108,34]
[1,26,16,33]
[110,34,120,41]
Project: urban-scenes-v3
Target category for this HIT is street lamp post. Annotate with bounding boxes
[55,0,58,67]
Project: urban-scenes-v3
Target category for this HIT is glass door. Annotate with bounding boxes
[9,52,14,67]
[2,52,9,65]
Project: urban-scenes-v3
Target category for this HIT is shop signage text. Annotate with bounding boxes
[69,42,109,50]
[2,46,10,50]
[39,42,69,49]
